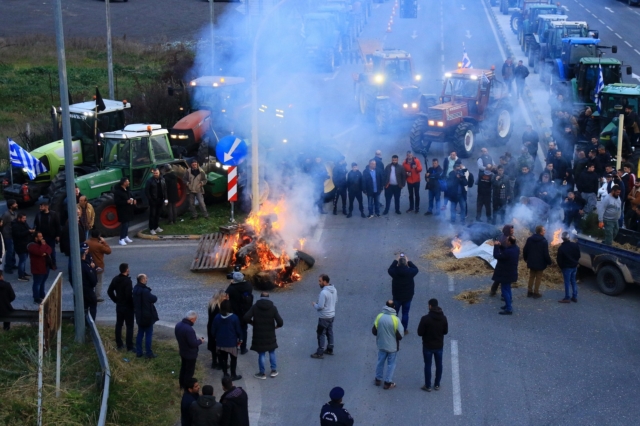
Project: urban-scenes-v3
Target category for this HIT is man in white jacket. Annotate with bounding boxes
[311,274,337,359]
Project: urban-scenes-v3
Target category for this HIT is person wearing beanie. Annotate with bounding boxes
[320,386,354,426]
[417,299,449,391]
[225,271,254,354]
[243,292,284,380]
[190,384,222,426]
[557,232,581,303]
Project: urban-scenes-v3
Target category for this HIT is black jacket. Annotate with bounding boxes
[362,167,384,195]
[556,240,580,269]
[181,391,199,426]
[372,156,384,174]
[320,401,354,426]
[243,298,283,353]
[522,130,539,156]
[226,281,254,320]
[107,274,134,311]
[553,156,570,180]
[446,170,468,202]
[11,220,33,254]
[477,172,494,196]
[164,171,181,203]
[416,307,449,350]
[388,260,419,302]
[145,176,167,203]
[383,163,407,188]
[207,303,221,352]
[113,185,135,223]
[220,386,250,426]
[346,170,363,194]
[514,172,536,199]
[133,283,159,327]
[514,64,529,80]
[0,279,16,316]
[60,220,86,256]
[425,166,443,191]
[576,170,600,194]
[332,162,347,189]
[492,244,520,283]
[81,258,98,307]
[190,395,223,426]
[33,211,61,240]
[175,318,203,360]
[523,234,552,271]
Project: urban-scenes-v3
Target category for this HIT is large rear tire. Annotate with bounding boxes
[91,193,121,237]
[375,100,391,134]
[358,85,374,121]
[510,13,521,34]
[47,171,67,200]
[409,115,432,157]
[597,265,626,296]
[50,187,70,225]
[452,122,475,158]
[492,102,513,143]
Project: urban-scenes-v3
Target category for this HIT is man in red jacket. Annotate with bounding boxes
[27,232,52,304]
[403,151,423,213]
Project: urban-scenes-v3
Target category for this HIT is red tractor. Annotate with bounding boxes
[409,67,513,158]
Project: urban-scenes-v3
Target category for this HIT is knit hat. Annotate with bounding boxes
[329,387,344,401]
[454,159,462,165]
[351,162,357,167]
[232,271,245,282]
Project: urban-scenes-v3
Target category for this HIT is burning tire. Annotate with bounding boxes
[597,265,626,296]
[91,193,121,237]
[375,100,391,134]
[492,103,513,144]
[409,115,432,157]
[452,122,475,158]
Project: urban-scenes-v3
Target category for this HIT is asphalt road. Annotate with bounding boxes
[5,0,640,425]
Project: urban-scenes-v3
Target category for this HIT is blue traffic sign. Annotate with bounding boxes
[216,135,248,166]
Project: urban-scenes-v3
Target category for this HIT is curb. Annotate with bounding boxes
[483,0,551,161]
[135,231,201,241]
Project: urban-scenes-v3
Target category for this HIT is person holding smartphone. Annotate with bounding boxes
[388,253,419,333]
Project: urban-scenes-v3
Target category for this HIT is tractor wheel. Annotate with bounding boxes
[409,115,432,157]
[375,100,391,134]
[358,85,375,121]
[50,186,70,225]
[510,13,521,34]
[171,164,189,216]
[597,265,626,296]
[91,193,121,237]
[492,102,513,144]
[47,171,67,200]
[452,122,475,158]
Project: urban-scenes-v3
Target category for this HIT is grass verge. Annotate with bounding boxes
[0,323,202,426]
[141,202,246,235]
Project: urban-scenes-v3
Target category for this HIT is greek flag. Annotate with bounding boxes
[595,64,604,113]
[8,138,48,180]
[462,46,472,69]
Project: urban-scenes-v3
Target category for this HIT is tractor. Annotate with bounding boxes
[525,14,568,68]
[544,37,618,88]
[409,67,513,159]
[316,1,359,63]
[516,2,561,47]
[353,40,434,134]
[597,84,640,151]
[301,12,343,72]
[2,98,130,207]
[503,0,553,34]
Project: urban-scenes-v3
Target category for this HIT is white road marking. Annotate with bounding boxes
[605,6,614,13]
[615,33,623,39]
[591,13,598,18]
[448,276,454,291]
[441,54,445,62]
[625,40,633,47]
[441,41,445,51]
[429,275,435,285]
[598,19,605,24]
[580,3,584,8]
[451,340,462,415]
[585,8,590,12]
[607,26,613,31]
[113,242,198,249]
[635,49,640,55]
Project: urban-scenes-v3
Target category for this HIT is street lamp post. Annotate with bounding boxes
[209,0,215,73]
[106,0,114,99]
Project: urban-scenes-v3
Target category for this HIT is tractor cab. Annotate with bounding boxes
[559,38,601,80]
[188,75,247,135]
[545,21,592,58]
[519,3,561,42]
[533,14,567,43]
[599,84,640,126]
[573,58,624,106]
[439,68,498,117]
[370,50,416,84]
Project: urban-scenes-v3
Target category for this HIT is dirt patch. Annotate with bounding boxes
[453,289,489,304]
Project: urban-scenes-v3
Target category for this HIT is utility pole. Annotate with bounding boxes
[106,0,115,99]
[209,0,215,74]
[54,0,85,342]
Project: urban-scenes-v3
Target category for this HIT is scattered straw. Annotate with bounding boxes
[453,289,488,304]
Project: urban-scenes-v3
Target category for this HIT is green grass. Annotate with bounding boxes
[0,323,201,426]
[141,202,247,235]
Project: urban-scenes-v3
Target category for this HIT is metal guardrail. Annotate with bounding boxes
[86,314,110,426]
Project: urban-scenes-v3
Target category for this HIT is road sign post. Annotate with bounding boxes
[228,165,238,223]
[216,135,246,222]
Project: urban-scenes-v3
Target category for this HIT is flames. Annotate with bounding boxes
[551,228,562,246]
[451,237,462,254]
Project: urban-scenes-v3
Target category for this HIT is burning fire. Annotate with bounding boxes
[551,229,562,246]
[298,238,306,250]
[451,237,462,254]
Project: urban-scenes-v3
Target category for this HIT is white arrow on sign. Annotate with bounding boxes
[605,7,614,13]
[224,138,242,163]
[411,30,417,39]
[466,30,472,39]
[632,73,640,83]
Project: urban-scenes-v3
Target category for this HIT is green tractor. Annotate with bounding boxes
[2,99,130,207]
[597,84,640,151]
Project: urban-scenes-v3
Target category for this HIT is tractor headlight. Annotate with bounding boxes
[444,73,452,78]
[222,165,230,170]
[411,102,418,108]
[216,162,221,168]
[403,103,409,108]
[415,74,422,81]
[190,80,197,86]
[428,120,435,126]
[374,74,384,83]
[178,135,188,140]
[170,134,177,139]
[470,75,478,80]
[437,121,444,127]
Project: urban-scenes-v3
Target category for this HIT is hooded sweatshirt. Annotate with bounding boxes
[598,193,622,222]
[372,306,404,353]
[314,285,337,318]
[190,394,223,426]
[417,307,449,350]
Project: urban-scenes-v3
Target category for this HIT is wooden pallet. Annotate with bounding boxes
[190,233,239,271]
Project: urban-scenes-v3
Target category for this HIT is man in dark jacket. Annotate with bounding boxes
[446,162,468,224]
[162,165,181,224]
[575,163,599,213]
[557,232,581,303]
[388,255,419,332]
[492,165,510,224]
[33,199,61,267]
[522,125,539,159]
[417,299,449,391]
[514,165,536,199]
[332,156,348,216]
[114,177,136,246]
[362,160,384,218]
[175,311,205,389]
[145,167,168,235]
[226,272,253,354]
[80,243,98,319]
[190,384,222,426]
[476,164,494,222]
[1,199,18,274]
[181,378,200,426]
[0,271,16,330]
[133,274,159,358]
[383,155,407,215]
[490,225,515,296]
[12,212,34,282]
[320,387,354,426]
[107,263,135,351]
[220,376,250,426]
[523,225,552,299]
[492,237,520,314]
[425,158,443,215]
[562,192,586,231]
[243,292,283,379]
[514,60,529,98]
[346,162,365,218]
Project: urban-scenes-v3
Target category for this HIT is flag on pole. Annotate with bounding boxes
[8,138,48,180]
[95,87,106,112]
[462,45,472,69]
[595,63,604,113]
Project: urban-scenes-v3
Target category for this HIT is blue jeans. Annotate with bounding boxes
[449,198,466,223]
[4,239,16,272]
[258,350,277,374]
[17,252,28,278]
[375,350,397,383]
[32,271,50,301]
[393,299,412,330]
[423,347,443,387]
[120,221,130,240]
[367,192,381,216]
[500,282,513,312]
[136,325,154,356]
[562,267,578,299]
[428,190,441,212]
[316,317,334,355]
